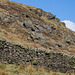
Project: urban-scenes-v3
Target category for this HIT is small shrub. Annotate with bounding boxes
[37,66,44,72]
[18,64,24,70]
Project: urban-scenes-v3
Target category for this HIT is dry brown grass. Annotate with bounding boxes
[0,26,75,56]
[50,71,60,75]
[17,64,24,72]
[0,25,46,50]
[26,65,35,75]
[37,66,44,72]
[0,62,75,75]
[0,70,10,75]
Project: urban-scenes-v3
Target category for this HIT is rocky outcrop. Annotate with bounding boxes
[0,39,75,73]
[0,1,75,55]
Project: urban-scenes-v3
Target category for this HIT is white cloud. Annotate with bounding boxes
[62,20,75,31]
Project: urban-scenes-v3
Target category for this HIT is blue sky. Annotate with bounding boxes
[11,0,75,31]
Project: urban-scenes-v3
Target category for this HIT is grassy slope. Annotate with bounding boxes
[0,63,75,75]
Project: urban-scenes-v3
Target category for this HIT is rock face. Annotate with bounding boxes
[0,0,75,73]
[0,39,75,73]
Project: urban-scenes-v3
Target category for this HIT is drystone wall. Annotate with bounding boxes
[0,39,75,73]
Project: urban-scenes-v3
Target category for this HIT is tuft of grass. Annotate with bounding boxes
[0,63,6,70]
[37,66,44,73]
[0,70,10,75]
[0,60,75,75]
[26,65,35,75]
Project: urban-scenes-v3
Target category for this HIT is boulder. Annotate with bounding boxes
[22,21,33,29]
[35,33,43,39]
[60,22,66,26]
[66,35,73,45]
[46,15,56,20]
[0,38,6,42]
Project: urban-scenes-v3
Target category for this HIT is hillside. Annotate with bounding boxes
[0,1,75,55]
[0,0,75,74]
